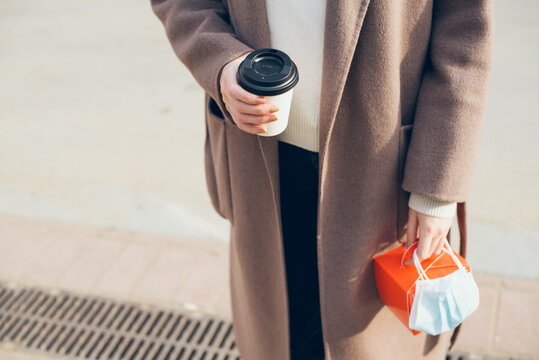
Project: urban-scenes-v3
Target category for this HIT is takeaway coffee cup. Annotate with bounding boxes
[236,48,299,136]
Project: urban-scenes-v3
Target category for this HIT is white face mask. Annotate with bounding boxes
[408,239,480,335]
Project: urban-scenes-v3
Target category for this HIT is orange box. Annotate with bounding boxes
[373,243,472,335]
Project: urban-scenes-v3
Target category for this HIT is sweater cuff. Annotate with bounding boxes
[408,193,457,218]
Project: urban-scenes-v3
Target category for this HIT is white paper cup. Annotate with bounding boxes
[236,48,299,137]
[258,88,294,136]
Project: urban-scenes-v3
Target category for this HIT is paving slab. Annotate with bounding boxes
[493,290,539,357]
[92,242,161,298]
[132,246,202,303]
[57,239,125,291]
[456,287,498,352]
[1,214,538,359]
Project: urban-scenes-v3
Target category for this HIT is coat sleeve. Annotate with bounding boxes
[150,0,255,126]
[402,0,495,202]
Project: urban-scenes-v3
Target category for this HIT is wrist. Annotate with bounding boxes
[221,53,250,90]
[225,53,249,72]
[408,193,457,218]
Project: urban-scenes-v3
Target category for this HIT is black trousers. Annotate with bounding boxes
[278,140,325,360]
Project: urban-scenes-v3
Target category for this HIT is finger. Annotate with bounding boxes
[428,228,443,254]
[225,107,261,131]
[228,109,268,134]
[433,236,445,255]
[236,120,267,134]
[230,84,268,105]
[416,222,434,263]
[235,111,278,125]
[405,231,432,266]
[223,93,234,115]
[404,254,417,267]
[432,219,451,255]
[404,209,419,266]
[233,98,280,116]
[406,209,418,249]
[404,259,412,267]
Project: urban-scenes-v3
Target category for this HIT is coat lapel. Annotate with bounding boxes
[248,0,372,231]
[318,0,372,159]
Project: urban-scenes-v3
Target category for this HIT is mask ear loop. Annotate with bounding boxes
[400,240,419,269]
[413,250,430,281]
[401,240,447,273]
[403,241,422,316]
[408,246,444,322]
[407,238,470,326]
[407,247,439,318]
[441,238,467,272]
[404,240,446,317]
[412,239,452,281]
[401,240,447,278]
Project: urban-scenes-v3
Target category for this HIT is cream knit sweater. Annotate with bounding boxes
[264,0,456,218]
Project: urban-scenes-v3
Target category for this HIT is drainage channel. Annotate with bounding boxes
[0,281,240,360]
[446,353,520,360]
[0,281,520,360]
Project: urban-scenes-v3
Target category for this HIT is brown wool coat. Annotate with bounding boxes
[151,0,494,359]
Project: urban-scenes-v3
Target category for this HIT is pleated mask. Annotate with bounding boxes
[408,238,480,335]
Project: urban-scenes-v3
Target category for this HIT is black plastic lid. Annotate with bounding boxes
[236,48,299,96]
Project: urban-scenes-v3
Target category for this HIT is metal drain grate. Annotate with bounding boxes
[0,282,522,360]
[446,352,518,360]
[0,281,241,360]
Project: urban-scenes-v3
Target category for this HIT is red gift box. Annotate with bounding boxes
[373,242,472,335]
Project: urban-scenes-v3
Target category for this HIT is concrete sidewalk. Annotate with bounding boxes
[0,214,537,359]
[0,0,537,359]
[1,0,538,281]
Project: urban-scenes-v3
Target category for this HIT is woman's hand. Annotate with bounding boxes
[219,53,280,134]
[404,208,453,266]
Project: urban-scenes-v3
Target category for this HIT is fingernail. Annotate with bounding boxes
[269,114,278,121]
[270,105,279,112]
[255,98,266,104]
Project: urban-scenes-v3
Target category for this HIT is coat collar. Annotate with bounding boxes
[246,0,371,225]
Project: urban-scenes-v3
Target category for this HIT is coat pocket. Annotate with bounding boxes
[204,94,234,221]
[397,124,414,242]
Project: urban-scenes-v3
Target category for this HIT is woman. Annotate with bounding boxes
[151,0,494,359]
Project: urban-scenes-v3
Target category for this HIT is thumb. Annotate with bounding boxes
[404,208,418,266]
